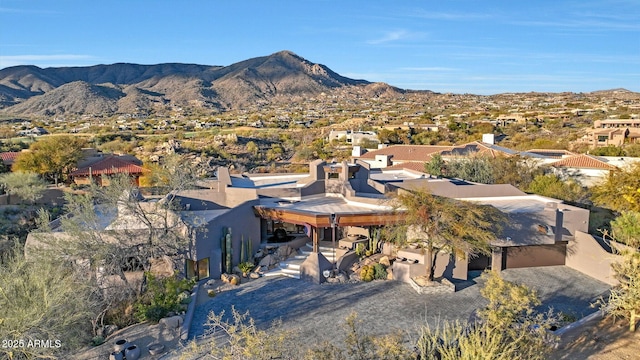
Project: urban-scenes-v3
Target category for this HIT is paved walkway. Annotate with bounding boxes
[189,266,610,343]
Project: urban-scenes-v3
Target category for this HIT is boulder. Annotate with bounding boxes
[232,266,242,276]
[277,245,293,259]
[159,315,183,330]
[258,254,277,267]
[149,256,175,278]
[336,273,348,283]
[249,272,260,279]
[229,274,241,285]
[379,256,391,268]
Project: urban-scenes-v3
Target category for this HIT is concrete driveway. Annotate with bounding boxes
[189,266,610,343]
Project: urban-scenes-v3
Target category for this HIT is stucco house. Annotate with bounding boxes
[28,158,613,287]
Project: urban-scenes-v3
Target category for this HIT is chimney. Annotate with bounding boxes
[555,209,564,242]
[375,154,392,167]
[482,133,495,145]
[352,146,364,157]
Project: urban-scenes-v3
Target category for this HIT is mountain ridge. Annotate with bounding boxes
[0,51,373,116]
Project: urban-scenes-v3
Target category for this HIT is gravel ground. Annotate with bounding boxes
[189,266,610,343]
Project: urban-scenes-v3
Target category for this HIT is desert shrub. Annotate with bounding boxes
[355,243,366,258]
[238,261,255,274]
[135,272,195,322]
[373,263,388,280]
[0,243,100,359]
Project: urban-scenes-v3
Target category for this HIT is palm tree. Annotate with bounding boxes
[385,187,505,281]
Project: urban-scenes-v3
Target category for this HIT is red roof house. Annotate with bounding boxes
[70,155,146,186]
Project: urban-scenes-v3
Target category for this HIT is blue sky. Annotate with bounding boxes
[1,0,638,94]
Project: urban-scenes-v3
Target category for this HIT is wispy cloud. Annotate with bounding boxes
[409,10,494,21]
[511,19,640,31]
[366,30,426,45]
[0,7,59,14]
[400,67,459,72]
[0,54,96,68]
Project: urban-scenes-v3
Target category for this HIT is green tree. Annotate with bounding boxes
[601,211,640,332]
[32,167,205,330]
[424,153,445,177]
[246,141,259,156]
[385,188,505,281]
[592,164,640,331]
[491,156,544,190]
[592,163,640,212]
[0,171,47,204]
[412,130,441,145]
[0,243,100,359]
[591,145,625,157]
[12,135,87,182]
[358,138,379,149]
[447,156,495,184]
[623,144,640,157]
[610,211,640,246]
[527,174,589,203]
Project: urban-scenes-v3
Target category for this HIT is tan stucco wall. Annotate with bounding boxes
[566,231,622,286]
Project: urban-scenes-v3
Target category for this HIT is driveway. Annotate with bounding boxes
[189,266,610,342]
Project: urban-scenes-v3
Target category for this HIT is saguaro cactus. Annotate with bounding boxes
[240,234,246,263]
[225,228,232,274]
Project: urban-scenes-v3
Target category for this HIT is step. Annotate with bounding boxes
[279,260,303,270]
[263,268,301,279]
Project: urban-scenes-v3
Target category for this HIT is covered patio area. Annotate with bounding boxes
[254,195,402,282]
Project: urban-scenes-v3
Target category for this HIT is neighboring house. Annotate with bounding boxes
[353,139,640,187]
[578,119,640,147]
[352,140,516,170]
[70,155,146,186]
[549,154,619,186]
[18,127,48,137]
[0,151,21,171]
[328,130,379,146]
[548,154,640,186]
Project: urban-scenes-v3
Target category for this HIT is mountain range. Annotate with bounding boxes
[0,51,401,116]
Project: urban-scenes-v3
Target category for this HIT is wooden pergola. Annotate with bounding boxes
[254,206,404,252]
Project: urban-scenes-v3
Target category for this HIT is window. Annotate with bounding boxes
[186,257,210,280]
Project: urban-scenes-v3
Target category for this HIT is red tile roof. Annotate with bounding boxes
[70,156,146,177]
[0,152,20,165]
[385,162,429,172]
[550,154,618,170]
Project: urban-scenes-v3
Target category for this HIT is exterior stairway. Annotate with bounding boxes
[263,242,338,279]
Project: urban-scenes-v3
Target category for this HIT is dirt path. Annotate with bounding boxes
[553,315,640,360]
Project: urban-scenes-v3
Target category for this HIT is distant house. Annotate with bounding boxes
[579,119,640,147]
[70,155,146,186]
[328,130,379,146]
[352,140,516,170]
[0,151,21,171]
[18,127,48,137]
[549,153,640,186]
